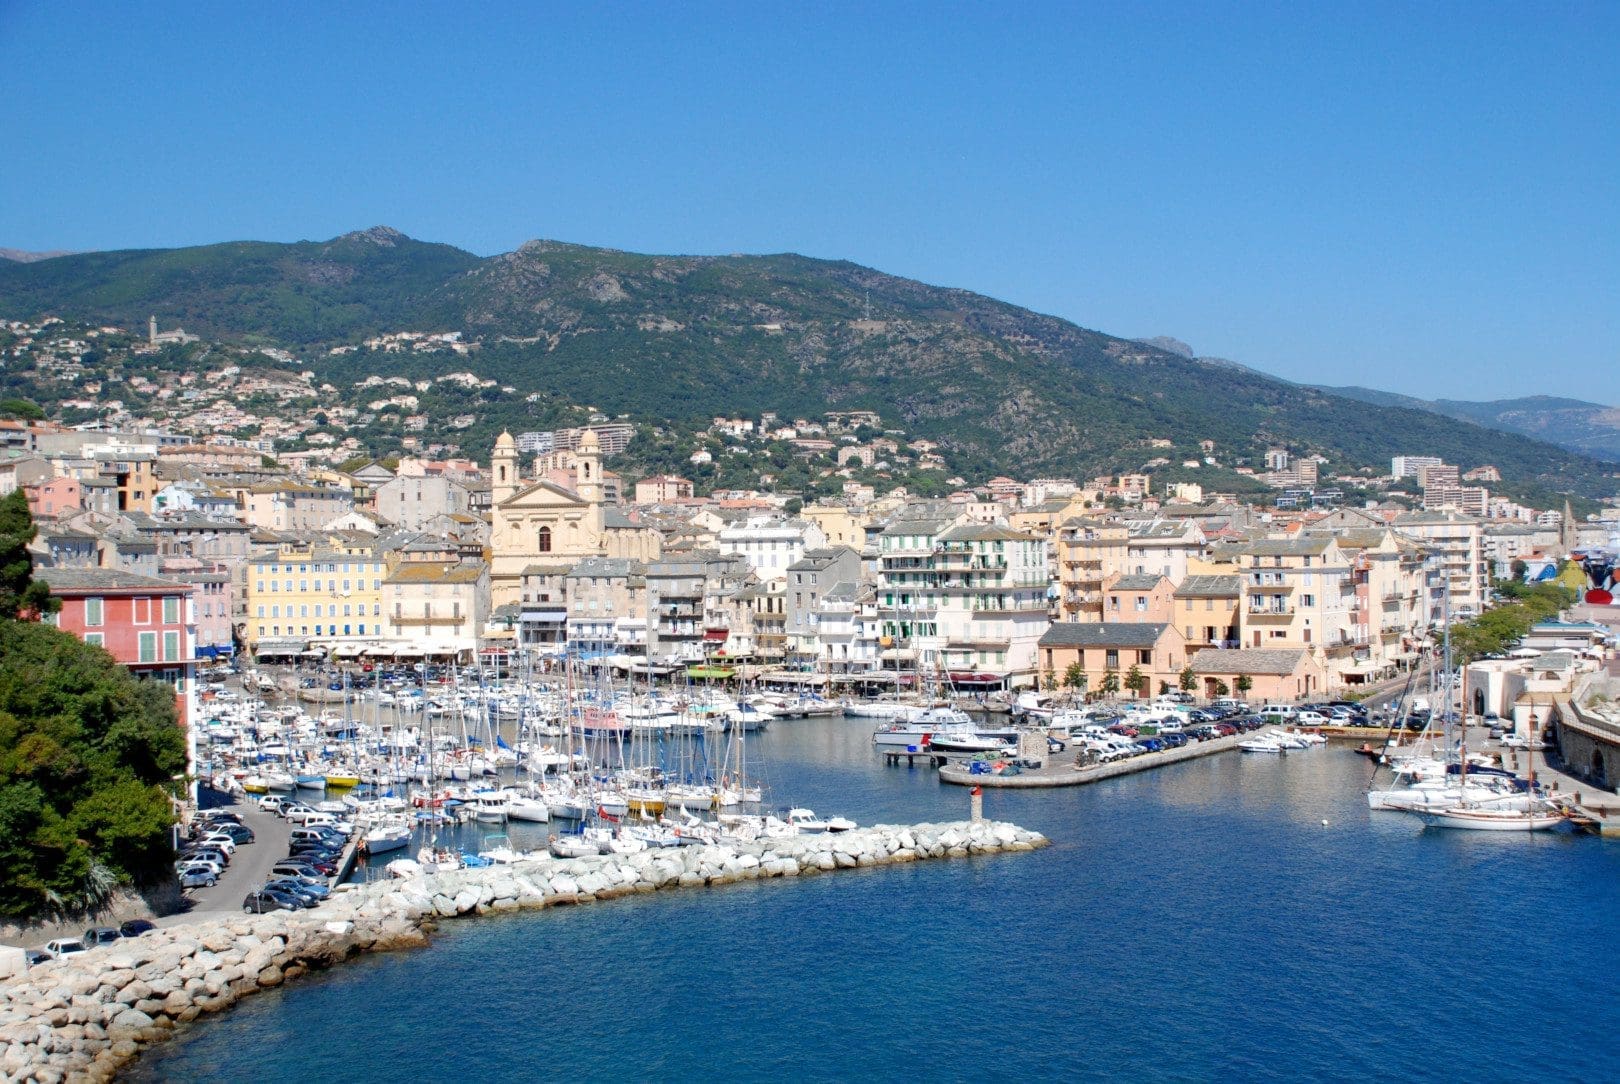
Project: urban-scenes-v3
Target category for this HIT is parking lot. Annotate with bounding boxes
[165,792,296,920]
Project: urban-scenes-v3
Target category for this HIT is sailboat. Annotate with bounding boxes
[1417,702,1566,831]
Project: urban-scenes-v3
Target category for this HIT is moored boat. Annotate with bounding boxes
[1416,806,1567,831]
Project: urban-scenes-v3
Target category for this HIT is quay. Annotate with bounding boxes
[0,819,1048,1081]
[937,728,1252,788]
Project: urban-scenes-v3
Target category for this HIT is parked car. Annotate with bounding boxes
[269,862,329,882]
[262,879,325,906]
[207,823,255,844]
[257,795,289,814]
[242,889,300,914]
[197,834,237,855]
[1159,732,1189,749]
[24,949,51,968]
[82,926,122,946]
[179,868,219,889]
[179,847,230,868]
[176,856,226,877]
[119,919,156,938]
[44,938,87,960]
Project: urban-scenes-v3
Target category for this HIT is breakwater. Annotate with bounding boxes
[1,819,1046,1082]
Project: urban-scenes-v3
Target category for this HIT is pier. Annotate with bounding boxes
[937,728,1252,788]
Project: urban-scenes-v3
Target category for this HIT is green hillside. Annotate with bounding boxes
[3,230,1616,501]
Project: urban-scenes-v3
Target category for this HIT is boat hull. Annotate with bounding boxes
[1417,808,1565,831]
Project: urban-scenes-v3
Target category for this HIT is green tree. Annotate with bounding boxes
[1179,665,1197,692]
[1123,664,1146,698]
[1235,674,1252,697]
[1062,662,1088,696]
[0,490,57,620]
[0,398,44,421]
[1509,558,1528,582]
[0,619,186,918]
[1213,679,1231,697]
[1099,669,1120,697]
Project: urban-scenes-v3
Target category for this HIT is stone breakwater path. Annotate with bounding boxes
[1,820,1047,1082]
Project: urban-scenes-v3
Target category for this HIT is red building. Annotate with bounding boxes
[41,569,198,783]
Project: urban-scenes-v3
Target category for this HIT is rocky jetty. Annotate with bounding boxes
[0,820,1046,1081]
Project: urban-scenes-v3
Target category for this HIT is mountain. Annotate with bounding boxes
[2,230,1616,501]
[0,227,478,342]
[1319,387,1620,464]
[0,247,75,263]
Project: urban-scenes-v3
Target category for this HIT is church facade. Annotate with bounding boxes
[488,429,661,607]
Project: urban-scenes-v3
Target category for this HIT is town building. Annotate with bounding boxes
[488,430,661,607]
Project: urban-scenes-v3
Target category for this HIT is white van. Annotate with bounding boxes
[1260,704,1299,719]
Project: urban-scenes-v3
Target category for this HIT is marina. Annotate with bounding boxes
[122,719,1620,1083]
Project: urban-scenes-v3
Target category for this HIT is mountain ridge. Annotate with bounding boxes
[1317,386,1620,464]
[0,229,1614,502]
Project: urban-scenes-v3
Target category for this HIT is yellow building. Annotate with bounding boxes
[243,535,386,651]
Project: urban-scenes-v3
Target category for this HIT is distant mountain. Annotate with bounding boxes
[1,230,1615,500]
[1133,335,1195,358]
[1319,386,1620,464]
[0,247,75,263]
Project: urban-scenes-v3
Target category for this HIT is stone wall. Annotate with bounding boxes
[0,820,1046,1081]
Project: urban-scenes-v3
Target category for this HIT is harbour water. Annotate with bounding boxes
[135,716,1619,1081]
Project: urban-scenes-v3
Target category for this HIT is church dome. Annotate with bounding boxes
[494,430,516,450]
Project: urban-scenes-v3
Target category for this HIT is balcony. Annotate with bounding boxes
[1246,602,1293,617]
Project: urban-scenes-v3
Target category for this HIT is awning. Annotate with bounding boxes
[879,648,917,661]
[253,639,308,656]
[331,644,366,658]
[703,629,730,642]
[686,665,737,679]
[947,671,1006,685]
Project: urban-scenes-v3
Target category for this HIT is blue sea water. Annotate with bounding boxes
[133,718,1620,1083]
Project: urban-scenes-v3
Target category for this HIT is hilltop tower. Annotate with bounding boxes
[148,315,158,345]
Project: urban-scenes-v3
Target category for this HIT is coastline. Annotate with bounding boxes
[0,819,1047,1081]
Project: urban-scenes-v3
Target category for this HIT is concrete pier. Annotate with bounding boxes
[939,729,1252,788]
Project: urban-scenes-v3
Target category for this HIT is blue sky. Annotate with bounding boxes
[2,2,1616,401]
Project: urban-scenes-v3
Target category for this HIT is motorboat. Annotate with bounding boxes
[871,720,946,749]
[471,790,511,823]
[362,821,412,855]
[785,808,856,833]
[548,833,601,859]
[724,701,776,732]
[925,730,1014,755]
[501,786,550,823]
[1239,735,1287,754]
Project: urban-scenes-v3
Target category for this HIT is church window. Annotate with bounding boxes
[538,526,552,553]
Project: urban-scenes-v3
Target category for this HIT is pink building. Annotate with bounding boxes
[42,568,198,733]
[25,476,81,519]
